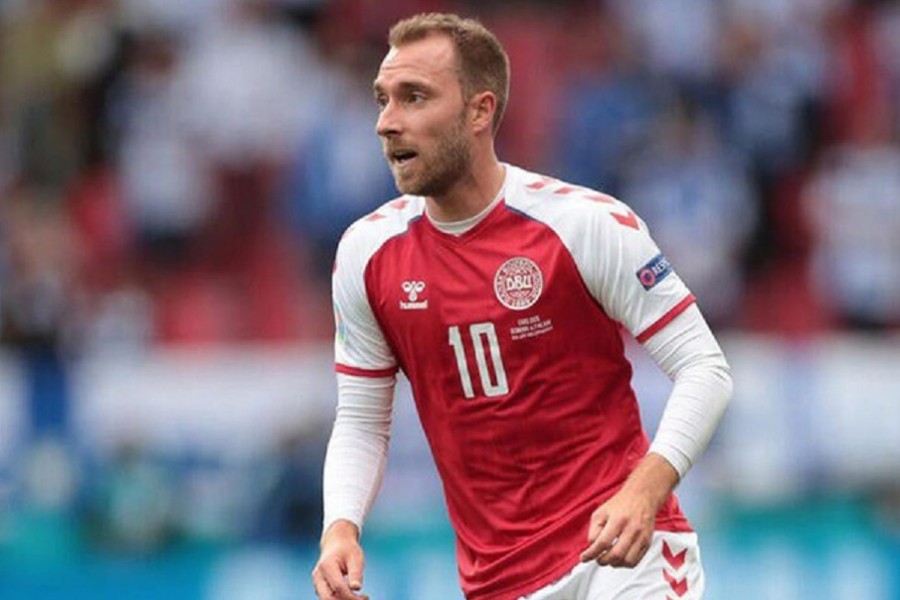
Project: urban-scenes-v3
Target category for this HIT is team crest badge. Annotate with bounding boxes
[494,257,543,310]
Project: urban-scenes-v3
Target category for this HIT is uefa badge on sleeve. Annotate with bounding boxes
[636,253,672,290]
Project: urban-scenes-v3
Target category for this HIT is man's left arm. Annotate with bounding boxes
[581,304,732,567]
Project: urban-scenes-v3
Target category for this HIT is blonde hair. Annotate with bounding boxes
[388,13,510,134]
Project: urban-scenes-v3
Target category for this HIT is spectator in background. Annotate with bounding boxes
[282,40,395,282]
[0,0,116,187]
[799,0,900,331]
[719,0,830,182]
[803,103,900,330]
[252,422,328,543]
[158,0,320,342]
[177,0,308,172]
[484,6,565,170]
[620,95,757,328]
[872,0,900,103]
[81,438,176,554]
[0,184,78,437]
[610,0,719,90]
[106,28,210,283]
[0,183,82,544]
[553,5,659,195]
[717,0,832,276]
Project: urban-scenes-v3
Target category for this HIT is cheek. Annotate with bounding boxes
[419,114,448,137]
[425,116,465,147]
[420,105,466,135]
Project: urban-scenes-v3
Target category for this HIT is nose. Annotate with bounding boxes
[376,101,400,138]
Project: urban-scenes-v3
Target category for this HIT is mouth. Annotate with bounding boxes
[389,149,418,167]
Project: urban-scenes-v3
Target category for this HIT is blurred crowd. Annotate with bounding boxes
[2,0,900,559]
[2,0,900,355]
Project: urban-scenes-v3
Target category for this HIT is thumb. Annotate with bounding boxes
[346,549,365,590]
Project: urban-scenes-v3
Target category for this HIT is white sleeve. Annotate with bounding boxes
[642,304,733,479]
[577,197,695,341]
[322,373,396,535]
[333,226,398,376]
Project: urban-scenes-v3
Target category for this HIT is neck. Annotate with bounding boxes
[425,152,505,222]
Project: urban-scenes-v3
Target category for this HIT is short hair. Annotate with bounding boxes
[388,13,510,134]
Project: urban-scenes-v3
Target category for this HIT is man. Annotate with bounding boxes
[313,13,732,600]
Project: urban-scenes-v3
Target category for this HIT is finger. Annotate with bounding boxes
[598,526,640,567]
[621,535,651,568]
[346,550,365,591]
[581,517,623,562]
[318,560,356,600]
[312,567,336,600]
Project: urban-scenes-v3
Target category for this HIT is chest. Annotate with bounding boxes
[373,220,577,330]
[367,216,618,392]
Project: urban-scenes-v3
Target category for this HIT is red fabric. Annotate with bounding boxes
[335,363,399,378]
[636,295,696,344]
[359,203,690,600]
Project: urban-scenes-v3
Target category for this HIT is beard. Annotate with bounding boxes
[390,110,472,198]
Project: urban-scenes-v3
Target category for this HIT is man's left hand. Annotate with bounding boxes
[579,453,679,568]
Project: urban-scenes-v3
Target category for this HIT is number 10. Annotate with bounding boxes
[448,322,509,399]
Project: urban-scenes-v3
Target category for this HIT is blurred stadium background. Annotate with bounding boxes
[1,0,899,598]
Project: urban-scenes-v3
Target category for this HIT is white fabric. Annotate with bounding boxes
[502,166,693,340]
[321,373,395,534]
[520,532,704,600]
[643,304,733,478]
[332,205,414,373]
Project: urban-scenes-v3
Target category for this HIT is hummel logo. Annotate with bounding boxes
[400,281,428,310]
[402,281,425,301]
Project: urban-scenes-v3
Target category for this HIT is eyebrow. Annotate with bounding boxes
[372,80,434,97]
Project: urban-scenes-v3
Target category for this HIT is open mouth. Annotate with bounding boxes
[390,149,418,166]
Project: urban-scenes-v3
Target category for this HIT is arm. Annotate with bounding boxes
[644,303,733,479]
[312,373,395,600]
[581,304,732,567]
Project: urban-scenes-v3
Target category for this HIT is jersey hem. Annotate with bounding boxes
[634,294,696,344]
[471,550,584,600]
[334,363,398,378]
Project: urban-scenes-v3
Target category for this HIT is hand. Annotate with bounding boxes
[580,453,679,568]
[312,520,369,600]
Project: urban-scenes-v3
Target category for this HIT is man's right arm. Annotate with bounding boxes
[313,373,395,600]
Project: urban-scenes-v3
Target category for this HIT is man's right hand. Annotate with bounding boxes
[312,520,368,600]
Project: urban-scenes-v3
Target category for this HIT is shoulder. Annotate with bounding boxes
[336,195,427,265]
[504,165,647,238]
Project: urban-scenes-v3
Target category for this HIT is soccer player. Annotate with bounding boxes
[312,13,732,600]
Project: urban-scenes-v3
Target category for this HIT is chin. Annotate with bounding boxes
[395,177,424,196]
[394,180,415,195]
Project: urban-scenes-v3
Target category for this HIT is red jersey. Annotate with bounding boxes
[333,165,694,600]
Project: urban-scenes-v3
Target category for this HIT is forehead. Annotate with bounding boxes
[374,34,460,90]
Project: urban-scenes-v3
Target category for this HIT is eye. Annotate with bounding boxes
[408,91,427,104]
[375,94,388,110]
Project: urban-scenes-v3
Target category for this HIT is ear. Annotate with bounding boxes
[469,91,497,135]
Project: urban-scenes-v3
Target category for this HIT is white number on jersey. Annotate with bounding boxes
[448,323,509,399]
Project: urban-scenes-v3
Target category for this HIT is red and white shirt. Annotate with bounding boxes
[333,165,695,600]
